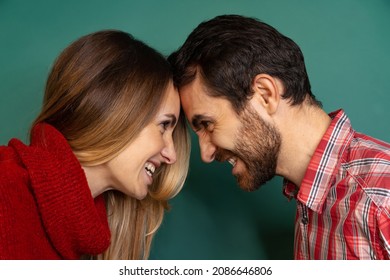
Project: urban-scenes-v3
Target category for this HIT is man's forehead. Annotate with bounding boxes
[179,72,215,94]
[179,81,208,109]
[179,87,215,114]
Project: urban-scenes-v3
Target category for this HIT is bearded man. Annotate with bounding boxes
[168,14,390,260]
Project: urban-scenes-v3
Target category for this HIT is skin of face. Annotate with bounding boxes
[104,82,180,200]
[227,105,281,191]
[180,76,281,191]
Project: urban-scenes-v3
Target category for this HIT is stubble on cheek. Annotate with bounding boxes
[233,107,281,192]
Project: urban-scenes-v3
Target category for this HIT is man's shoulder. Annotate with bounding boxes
[348,132,390,164]
[342,132,390,209]
[341,131,390,186]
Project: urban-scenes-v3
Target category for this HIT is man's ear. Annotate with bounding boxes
[249,74,281,115]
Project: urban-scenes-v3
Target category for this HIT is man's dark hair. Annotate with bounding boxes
[168,14,321,112]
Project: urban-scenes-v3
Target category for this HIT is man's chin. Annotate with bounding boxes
[236,171,276,192]
[236,176,260,192]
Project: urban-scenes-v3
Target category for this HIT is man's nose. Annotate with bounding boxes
[199,136,216,163]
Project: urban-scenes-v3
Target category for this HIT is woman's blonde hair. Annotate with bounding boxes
[31,30,190,259]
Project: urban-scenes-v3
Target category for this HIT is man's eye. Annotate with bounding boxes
[201,121,213,131]
[201,121,210,127]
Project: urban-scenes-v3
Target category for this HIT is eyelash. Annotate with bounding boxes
[202,121,210,128]
[197,121,213,132]
[160,121,171,132]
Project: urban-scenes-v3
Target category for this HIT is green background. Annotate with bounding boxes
[1,0,389,259]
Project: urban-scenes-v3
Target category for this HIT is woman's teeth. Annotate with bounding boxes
[145,162,156,177]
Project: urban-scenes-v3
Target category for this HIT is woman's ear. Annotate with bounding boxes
[249,74,281,115]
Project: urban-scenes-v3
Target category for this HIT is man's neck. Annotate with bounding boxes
[275,103,332,187]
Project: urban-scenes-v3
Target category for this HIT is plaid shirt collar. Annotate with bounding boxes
[283,109,354,214]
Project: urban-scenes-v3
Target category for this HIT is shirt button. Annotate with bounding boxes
[302,217,308,225]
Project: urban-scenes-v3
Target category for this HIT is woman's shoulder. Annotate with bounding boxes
[0,141,30,193]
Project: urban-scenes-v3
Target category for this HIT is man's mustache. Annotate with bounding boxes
[215,148,236,162]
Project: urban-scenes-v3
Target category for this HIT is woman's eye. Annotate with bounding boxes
[160,121,171,132]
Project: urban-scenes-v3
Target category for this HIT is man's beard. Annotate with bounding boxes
[216,106,282,191]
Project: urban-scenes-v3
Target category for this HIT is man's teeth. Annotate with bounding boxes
[145,162,156,177]
[227,158,236,167]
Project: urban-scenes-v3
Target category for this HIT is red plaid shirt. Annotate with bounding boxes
[284,109,390,259]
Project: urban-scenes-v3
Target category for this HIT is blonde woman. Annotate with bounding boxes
[0,30,190,259]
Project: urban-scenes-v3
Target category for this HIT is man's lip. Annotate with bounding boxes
[227,157,236,166]
[215,150,235,162]
[231,159,239,176]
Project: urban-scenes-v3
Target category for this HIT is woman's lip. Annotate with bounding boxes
[144,168,153,185]
[148,159,161,169]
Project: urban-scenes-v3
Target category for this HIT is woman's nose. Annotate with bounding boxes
[161,137,177,164]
